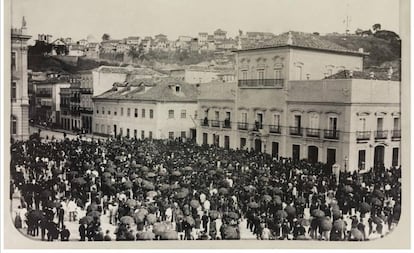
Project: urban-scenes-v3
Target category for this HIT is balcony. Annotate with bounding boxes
[306,128,320,138]
[356,131,370,141]
[210,120,220,128]
[80,88,93,94]
[391,129,401,140]
[289,126,302,136]
[238,79,284,88]
[375,130,388,140]
[79,107,93,114]
[269,125,281,134]
[252,121,263,132]
[200,118,209,127]
[324,130,339,140]
[238,122,248,130]
[222,119,232,129]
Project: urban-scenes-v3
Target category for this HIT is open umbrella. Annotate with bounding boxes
[227,212,239,220]
[141,166,150,172]
[344,185,353,193]
[183,166,193,172]
[159,184,170,192]
[158,170,168,176]
[332,209,342,220]
[371,216,383,225]
[142,181,155,190]
[273,188,283,196]
[311,209,325,218]
[374,189,386,199]
[126,199,136,208]
[153,222,167,236]
[223,225,239,239]
[120,216,135,225]
[71,177,87,186]
[28,210,44,221]
[104,167,116,173]
[285,206,296,217]
[185,216,195,226]
[190,199,200,209]
[208,170,217,175]
[209,210,220,220]
[134,212,146,223]
[103,172,112,178]
[370,197,382,206]
[319,218,332,232]
[87,211,101,218]
[333,220,346,231]
[137,231,155,240]
[276,210,288,220]
[350,228,364,241]
[298,218,310,227]
[219,187,229,195]
[146,172,156,178]
[248,202,259,209]
[146,213,157,224]
[146,191,158,198]
[262,195,272,203]
[161,230,178,240]
[359,202,371,214]
[123,180,133,189]
[296,196,306,205]
[244,185,256,192]
[172,171,182,177]
[79,216,93,225]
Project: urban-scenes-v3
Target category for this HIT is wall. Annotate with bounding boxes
[185,70,220,84]
[92,71,126,96]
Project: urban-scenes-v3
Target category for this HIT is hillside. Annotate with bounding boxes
[322,34,401,71]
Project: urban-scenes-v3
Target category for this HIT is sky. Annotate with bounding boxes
[10,0,401,45]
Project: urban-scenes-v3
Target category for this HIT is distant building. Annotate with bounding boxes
[68,44,85,56]
[126,36,141,45]
[100,40,120,53]
[198,32,208,45]
[92,77,198,140]
[183,66,235,84]
[85,42,100,59]
[11,19,31,140]
[38,34,53,43]
[79,70,94,133]
[214,29,227,41]
[60,75,81,131]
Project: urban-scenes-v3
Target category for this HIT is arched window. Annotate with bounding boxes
[11,115,17,135]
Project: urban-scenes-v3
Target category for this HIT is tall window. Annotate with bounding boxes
[215,111,220,120]
[11,82,16,101]
[393,117,400,130]
[295,66,302,80]
[169,131,174,139]
[392,148,399,167]
[256,113,263,129]
[241,112,247,123]
[181,131,186,138]
[168,110,174,119]
[150,109,154,119]
[181,109,187,119]
[102,107,105,115]
[328,116,337,131]
[141,130,145,139]
[241,70,248,80]
[377,117,383,131]
[309,113,319,129]
[134,108,138,118]
[274,68,282,79]
[134,129,137,139]
[127,108,131,117]
[273,114,280,127]
[149,131,153,140]
[194,110,198,119]
[11,52,16,71]
[142,109,146,118]
[11,115,17,134]
[257,69,265,84]
[121,107,124,116]
[294,115,302,128]
[358,150,366,170]
[359,117,367,131]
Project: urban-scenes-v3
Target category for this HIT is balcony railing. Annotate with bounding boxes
[238,79,284,88]
[210,120,220,128]
[222,120,232,129]
[392,129,401,139]
[375,130,388,139]
[252,122,263,131]
[79,107,93,114]
[80,88,93,94]
[269,125,281,134]
[238,122,248,130]
[324,129,339,140]
[200,119,209,127]
[289,126,302,136]
[356,131,370,141]
[306,128,320,137]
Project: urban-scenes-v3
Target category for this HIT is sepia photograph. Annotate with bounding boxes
[2,0,410,250]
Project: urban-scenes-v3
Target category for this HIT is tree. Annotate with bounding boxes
[102,33,111,41]
[372,23,381,32]
[127,44,146,63]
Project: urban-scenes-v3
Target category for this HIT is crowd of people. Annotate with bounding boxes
[10,133,401,241]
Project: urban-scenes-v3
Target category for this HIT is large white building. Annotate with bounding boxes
[196,31,401,172]
[11,19,31,140]
[92,77,198,140]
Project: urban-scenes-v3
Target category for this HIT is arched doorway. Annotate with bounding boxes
[254,139,262,153]
[308,146,319,164]
[374,145,385,167]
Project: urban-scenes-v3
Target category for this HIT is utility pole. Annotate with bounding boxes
[343,2,352,35]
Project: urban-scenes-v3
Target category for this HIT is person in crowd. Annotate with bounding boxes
[60,225,70,241]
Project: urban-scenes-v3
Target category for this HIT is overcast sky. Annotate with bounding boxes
[11,0,400,44]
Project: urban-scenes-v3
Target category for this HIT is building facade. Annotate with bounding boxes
[196,31,400,172]
[92,78,198,140]
[11,21,31,140]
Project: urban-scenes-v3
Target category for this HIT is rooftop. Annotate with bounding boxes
[197,81,237,101]
[237,31,368,56]
[94,77,198,102]
[95,66,166,76]
[325,69,400,81]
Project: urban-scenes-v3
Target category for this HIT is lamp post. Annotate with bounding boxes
[344,156,348,172]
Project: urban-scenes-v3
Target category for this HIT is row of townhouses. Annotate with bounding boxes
[13,22,401,173]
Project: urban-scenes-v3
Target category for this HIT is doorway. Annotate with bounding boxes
[254,139,262,153]
[308,146,319,164]
[374,145,385,167]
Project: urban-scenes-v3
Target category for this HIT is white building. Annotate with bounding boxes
[92,77,198,140]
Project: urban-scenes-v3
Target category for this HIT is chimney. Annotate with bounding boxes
[387,66,394,80]
[358,48,364,53]
[369,72,375,79]
[287,32,293,45]
[349,70,353,78]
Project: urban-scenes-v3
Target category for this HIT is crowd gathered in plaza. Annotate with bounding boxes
[10,133,401,241]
